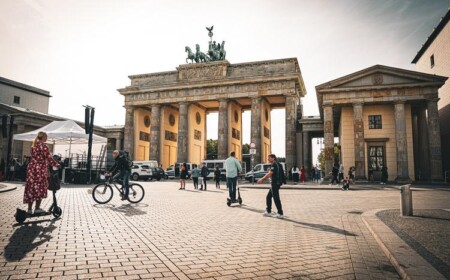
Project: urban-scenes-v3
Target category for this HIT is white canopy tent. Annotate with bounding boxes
[13,120,107,157]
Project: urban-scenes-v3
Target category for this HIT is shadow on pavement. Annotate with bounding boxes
[4,221,57,261]
[239,205,357,236]
[109,203,147,216]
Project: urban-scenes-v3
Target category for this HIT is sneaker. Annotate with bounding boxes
[121,196,128,201]
[263,211,272,217]
[34,208,45,214]
[276,214,284,219]
[26,209,33,215]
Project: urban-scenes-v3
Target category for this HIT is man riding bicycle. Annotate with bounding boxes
[106,150,130,200]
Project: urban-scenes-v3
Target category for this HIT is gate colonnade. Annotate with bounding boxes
[118,59,306,169]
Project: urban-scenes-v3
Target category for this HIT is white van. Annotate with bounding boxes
[165,162,198,179]
[202,159,226,180]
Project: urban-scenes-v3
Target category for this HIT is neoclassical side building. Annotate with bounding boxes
[316,65,447,182]
[118,58,306,170]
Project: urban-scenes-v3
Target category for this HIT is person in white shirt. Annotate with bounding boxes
[225,151,242,202]
[291,165,300,185]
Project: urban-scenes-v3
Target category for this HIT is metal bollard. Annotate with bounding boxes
[400,184,413,216]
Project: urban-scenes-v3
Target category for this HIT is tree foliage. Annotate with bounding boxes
[242,143,250,154]
[206,139,218,159]
[317,143,341,170]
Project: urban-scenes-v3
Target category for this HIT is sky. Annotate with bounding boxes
[1,0,449,160]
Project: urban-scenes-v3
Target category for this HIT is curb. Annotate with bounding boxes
[361,209,446,280]
[0,183,18,193]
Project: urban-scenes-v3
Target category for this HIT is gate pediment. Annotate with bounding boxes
[316,64,447,92]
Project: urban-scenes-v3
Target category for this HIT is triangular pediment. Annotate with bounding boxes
[316,65,447,91]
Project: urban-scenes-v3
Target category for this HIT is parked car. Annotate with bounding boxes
[244,162,286,182]
[150,167,165,181]
[130,164,153,181]
[165,168,175,179]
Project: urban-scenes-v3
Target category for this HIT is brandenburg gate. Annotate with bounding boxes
[118,58,306,169]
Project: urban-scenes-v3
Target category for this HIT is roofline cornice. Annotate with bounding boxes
[412,8,450,64]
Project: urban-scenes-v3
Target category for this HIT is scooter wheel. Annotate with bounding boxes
[52,206,62,218]
[238,198,242,205]
[15,209,27,223]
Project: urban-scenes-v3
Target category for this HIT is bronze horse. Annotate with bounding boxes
[185,46,197,63]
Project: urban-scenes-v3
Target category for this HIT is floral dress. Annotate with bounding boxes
[23,142,59,204]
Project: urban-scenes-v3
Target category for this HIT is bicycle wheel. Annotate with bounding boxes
[127,183,144,203]
[92,183,114,204]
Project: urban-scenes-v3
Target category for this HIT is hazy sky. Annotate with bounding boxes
[1,0,449,158]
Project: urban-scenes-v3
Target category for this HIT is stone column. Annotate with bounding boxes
[251,97,262,164]
[427,99,443,181]
[218,99,229,159]
[150,104,161,162]
[323,103,334,179]
[302,131,310,175]
[285,95,297,172]
[418,107,430,180]
[124,106,135,159]
[394,101,410,182]
[177,102,188,163]
[353,102,366,179]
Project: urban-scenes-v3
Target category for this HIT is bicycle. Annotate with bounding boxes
[92,174,145,204]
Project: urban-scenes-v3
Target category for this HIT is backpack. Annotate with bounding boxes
[275,162,287,186]
[119,150,133,169]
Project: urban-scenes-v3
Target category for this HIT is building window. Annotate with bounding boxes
[13,96,20,104]
[139,131,150,141]
[369,146,384,172]
[430,54,435,68]
[368,115,382,129]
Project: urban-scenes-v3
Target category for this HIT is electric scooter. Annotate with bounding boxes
[227,187,243,206]
[15,170,62,223]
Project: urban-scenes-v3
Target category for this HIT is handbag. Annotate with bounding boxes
[48,170,61,191]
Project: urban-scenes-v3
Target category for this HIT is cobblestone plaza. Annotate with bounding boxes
[1,182,449,279]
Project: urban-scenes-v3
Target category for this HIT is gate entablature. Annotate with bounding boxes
[118,58,305,107]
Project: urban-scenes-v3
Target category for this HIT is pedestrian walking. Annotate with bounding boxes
[311,166,316,183]
[214,165,221,189]
[23,132,60,214]
[291,165,300,184]
[179,162,187,190]
[315,165,321,183]
[257,154,285,219]
[338,162,344,183]
[381,165,388,184]
[300,165,306,183]
[191,165,200,189]
[330,164,339,186]
[348,166,355,183]
[225,151,242,202]
[200,162,209,190]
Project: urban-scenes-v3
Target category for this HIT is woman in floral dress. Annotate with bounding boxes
[23,132,59,214]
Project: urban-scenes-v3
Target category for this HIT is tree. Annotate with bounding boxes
[317,143,340,170]
[206,139,218,159]
[242,143,250,155]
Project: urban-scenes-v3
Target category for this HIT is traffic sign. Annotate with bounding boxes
[250,142,256,148]
[249,148,256,154]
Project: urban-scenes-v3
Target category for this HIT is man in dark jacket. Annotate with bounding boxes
[108,150,130,200]
[200,162,209,191]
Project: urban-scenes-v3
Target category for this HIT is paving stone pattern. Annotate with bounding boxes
[0,182,449,279]
[377,209,450,279]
